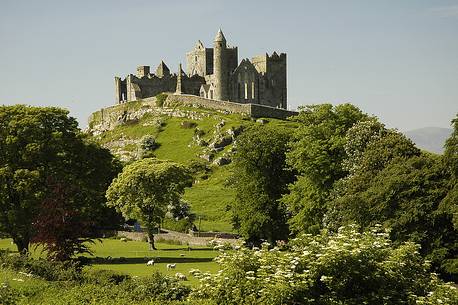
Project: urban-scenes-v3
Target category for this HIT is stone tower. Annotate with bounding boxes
[213,29,228,101]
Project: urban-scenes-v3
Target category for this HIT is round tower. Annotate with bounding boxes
[213,29,228,100]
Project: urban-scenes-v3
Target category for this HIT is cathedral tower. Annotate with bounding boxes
[213,29,228,101]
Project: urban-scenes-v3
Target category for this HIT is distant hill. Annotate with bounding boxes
[404,127,452,154]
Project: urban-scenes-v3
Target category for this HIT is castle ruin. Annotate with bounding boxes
[114,30,287,109]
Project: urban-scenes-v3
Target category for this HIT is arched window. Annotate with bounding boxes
[251,82,255,99]
[244,83,248,99]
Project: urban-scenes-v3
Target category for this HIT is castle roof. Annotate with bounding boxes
[214,29,226,42]
[156,61,170,77]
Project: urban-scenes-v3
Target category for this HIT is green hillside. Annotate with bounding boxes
[88,99,296,232]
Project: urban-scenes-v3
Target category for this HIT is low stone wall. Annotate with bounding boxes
[165,94,251,115]
[165,94,298,120]
[117,230,239,246]
[249,104,298,120]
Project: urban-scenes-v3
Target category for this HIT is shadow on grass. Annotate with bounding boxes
[159,247,213,251]
[90,256,214,265]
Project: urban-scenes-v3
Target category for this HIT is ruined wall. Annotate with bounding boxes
[165,94,251,115]
[249,104,297,120]
[165,94,297,119]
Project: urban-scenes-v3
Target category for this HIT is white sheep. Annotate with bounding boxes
[166,263,176,270]
[146,259,155,266]
[120,237,128,242]
[175,272,187,281]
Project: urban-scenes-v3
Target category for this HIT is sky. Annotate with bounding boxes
[0,0,457,131]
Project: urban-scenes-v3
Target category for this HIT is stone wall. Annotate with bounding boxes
[165,94,297,119]
[249,104,297,120]
[165,94,251,115]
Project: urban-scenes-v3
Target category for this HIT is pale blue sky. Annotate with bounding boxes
[1,0,457,130]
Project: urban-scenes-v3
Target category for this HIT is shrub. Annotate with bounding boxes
[0,282,19,305]
[121,271,191,301]
[83,269,130,285]
[140,135,160,151]
[155,237,184,246]
[0,250,82,281]
[155,93,168,107]
[162,218,194,233]
[181,121,197,129]
[191,225,458,305]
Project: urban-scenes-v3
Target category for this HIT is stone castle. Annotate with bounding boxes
[114,29,287,109]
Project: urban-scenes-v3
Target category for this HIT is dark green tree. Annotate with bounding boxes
[329,122,456,278]
[282,103,368,233]
[230,125,295,244]
[106,158,192,250]
[0,105,121,255]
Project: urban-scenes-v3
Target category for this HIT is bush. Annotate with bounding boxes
[83,269,130,285]
[191,225,458,305]
[0,282,19,305]
[155,93,168,107]
[162,218,194,233]
[181,121,197,129]
[140,135,160,151]
[120,271,191,301]
[0,250,82,281]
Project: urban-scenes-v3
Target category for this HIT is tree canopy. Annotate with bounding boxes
[230,125,295,244]
[282,103,369,233]
[0,105,120,256]
[106,158,192,250]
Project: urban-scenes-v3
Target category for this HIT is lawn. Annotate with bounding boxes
[0,238,221,287]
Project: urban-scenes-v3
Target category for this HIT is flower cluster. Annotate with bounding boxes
[190,225,457,305]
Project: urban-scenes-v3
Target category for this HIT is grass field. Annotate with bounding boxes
[0,238,221,286]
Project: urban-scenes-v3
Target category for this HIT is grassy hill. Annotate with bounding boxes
[88,98,296,232]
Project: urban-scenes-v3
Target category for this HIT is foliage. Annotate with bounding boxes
[83,269,131,285]
[191,225,458,305]
[283,104,368,233]
[0,249,82,281]
[106,158,192,249]
[442,114,458,230]
[327,120,457,278]
[0,282,19,305]
[155,93,168,107]
[230,125,295,244]
[0,105,121,255]
[140,135,160,151]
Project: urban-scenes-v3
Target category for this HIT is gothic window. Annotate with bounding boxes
[244,83,248,99]
[251,82,255,99]
[195,56,198,62]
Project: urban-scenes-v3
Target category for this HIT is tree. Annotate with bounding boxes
[0,105,121,254]
[282,103,368,233]
[106,158,192,250]
[329,124,457,278]
[230,125,295,244]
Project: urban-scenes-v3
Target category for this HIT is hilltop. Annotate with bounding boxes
[87,94,297,232]
[404,127,452,154]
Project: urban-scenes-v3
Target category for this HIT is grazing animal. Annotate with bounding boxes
[146,259,155,266]
[175,272,187,281]
[167,263,176,270]
[180,253,185,257]
[120,237,128,242]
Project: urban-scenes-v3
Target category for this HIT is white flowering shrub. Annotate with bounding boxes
[191,225,457,305]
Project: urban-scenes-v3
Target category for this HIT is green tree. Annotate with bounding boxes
[230,125,295,244]
[0,105,120,254]
[106,158,191,250]
[329,124,456,278]
[282,103,368,233]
